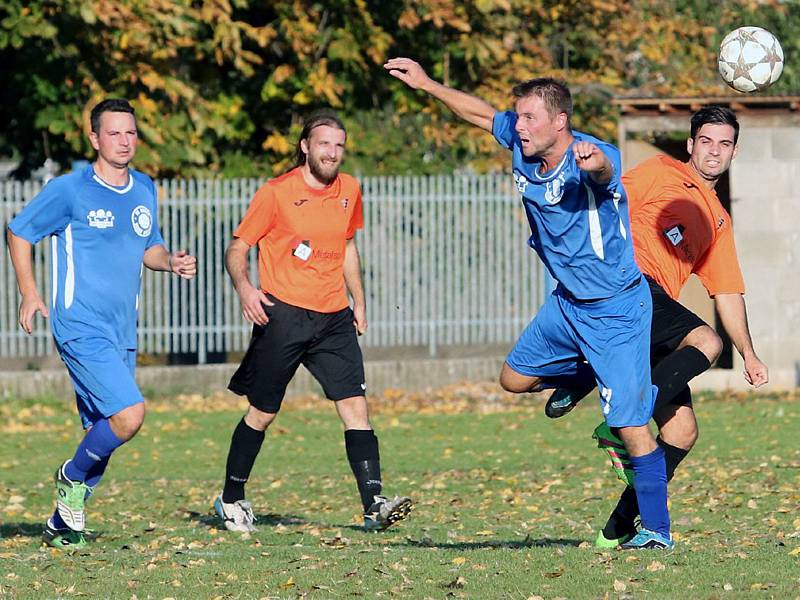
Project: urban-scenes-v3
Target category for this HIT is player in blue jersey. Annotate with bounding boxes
[385,58,672,549]
[6,99,197,549]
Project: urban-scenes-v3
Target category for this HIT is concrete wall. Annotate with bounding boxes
[0,358,508,401]
[729,114,800,383]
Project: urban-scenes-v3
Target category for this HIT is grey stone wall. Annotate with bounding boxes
[730,114,800,384]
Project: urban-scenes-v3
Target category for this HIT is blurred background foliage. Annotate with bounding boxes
[1,0,798,177]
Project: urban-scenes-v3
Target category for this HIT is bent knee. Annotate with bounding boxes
[663,422,699,451]
[685,325,723,364]
[110,402,146,441]
[245,406,277,431]
[498,365,539,394]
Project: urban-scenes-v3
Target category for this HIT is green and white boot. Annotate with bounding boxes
[592,423,635,487]
[54,460,93,532]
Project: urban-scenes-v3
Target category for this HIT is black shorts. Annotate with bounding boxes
[229,295,366,413]
[648,275,708,361]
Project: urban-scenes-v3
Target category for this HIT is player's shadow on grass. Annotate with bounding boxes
[397,535,584,550]
[186,510,310,529]
[1,522,47,538]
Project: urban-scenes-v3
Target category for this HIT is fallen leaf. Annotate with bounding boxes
[446,576,466,589]
[646,560,665,572]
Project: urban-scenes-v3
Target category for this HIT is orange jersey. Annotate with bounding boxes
[234,167,363,312]
[623,154,744,300]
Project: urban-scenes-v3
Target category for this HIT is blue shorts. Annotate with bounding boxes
[507,277,657,427]
[56,338,144,429]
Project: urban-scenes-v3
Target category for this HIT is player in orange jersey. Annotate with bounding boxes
[545,106,768,547]
[214,110,411,533]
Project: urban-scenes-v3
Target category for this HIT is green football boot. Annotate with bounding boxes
[42,519,88,550]
[592,422,635,487]
[54,460,93,532]
[595,529,635,549]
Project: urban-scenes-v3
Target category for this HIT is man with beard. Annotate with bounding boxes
[7,98,197,548]
[214,110,412,533]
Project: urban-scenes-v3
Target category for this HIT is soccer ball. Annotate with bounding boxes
[718,26,784,93]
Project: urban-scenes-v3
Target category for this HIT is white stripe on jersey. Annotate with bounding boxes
[65,224,75,308]
[51,235,58,308]
[585,185,605,260]
[92,173,134,194]
[612,191,627,240]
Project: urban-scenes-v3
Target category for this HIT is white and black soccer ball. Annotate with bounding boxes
[718,26,784,93]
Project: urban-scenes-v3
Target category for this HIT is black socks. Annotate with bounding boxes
[345,429,382,512]
[652,346,711,411]
[222,418,266,503]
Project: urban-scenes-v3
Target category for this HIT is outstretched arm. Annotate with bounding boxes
[384,57,497,133]
[714,293,768,387]
[7,227,48,334]
[143,244,197,279]
[343,237,367,335]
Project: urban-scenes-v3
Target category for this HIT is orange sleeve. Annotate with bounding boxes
[346,183,364,239]
[621,160,659,208]
[234,183,277,246]
[693,224,745,296]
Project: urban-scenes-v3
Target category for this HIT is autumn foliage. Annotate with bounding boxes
[1,0,796,177]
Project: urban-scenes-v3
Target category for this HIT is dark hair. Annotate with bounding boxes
[690,106,739,144]
[511,78,573,122]
[90,98,135,133]
[295,109,347,166]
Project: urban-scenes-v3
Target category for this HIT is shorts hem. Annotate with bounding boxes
[328,390,367,401]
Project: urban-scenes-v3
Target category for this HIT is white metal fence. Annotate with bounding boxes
[1,174,545,362]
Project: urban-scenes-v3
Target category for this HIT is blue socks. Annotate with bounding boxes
[64,419,124,483]
[630,445,670,537]
[52,420,123,530]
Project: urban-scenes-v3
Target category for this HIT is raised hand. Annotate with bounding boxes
[383,57,434,90]
[573,142,613,184]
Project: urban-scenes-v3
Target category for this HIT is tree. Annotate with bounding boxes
[2,0,797,177]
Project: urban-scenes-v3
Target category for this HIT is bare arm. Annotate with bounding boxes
[343,237,367,335]
[225,237,271,325]
[714,293,768,387]
[143,244,197,279]
[384,57,497,133]
[6,227,48,334]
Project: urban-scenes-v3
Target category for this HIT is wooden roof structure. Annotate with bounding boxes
[613,95,800,144]
[614,95,800,116]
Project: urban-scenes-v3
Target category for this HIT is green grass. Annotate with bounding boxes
[1,387,799,599]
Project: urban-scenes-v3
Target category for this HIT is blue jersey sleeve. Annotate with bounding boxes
[492,111,519,150]
[144,178,165,250]
[8,177,73,244]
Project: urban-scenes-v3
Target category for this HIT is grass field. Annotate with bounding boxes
[1,384,799,599]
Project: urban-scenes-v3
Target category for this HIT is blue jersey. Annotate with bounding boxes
[493,111,640,300]
[9,165,164,348]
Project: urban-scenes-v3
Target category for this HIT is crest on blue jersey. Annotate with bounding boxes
[87,209,115,229]
[544,172,567,205]
[513,171,530,194]
[131,205,153,237]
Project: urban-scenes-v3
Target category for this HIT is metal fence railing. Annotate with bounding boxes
[1,174,546,362]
